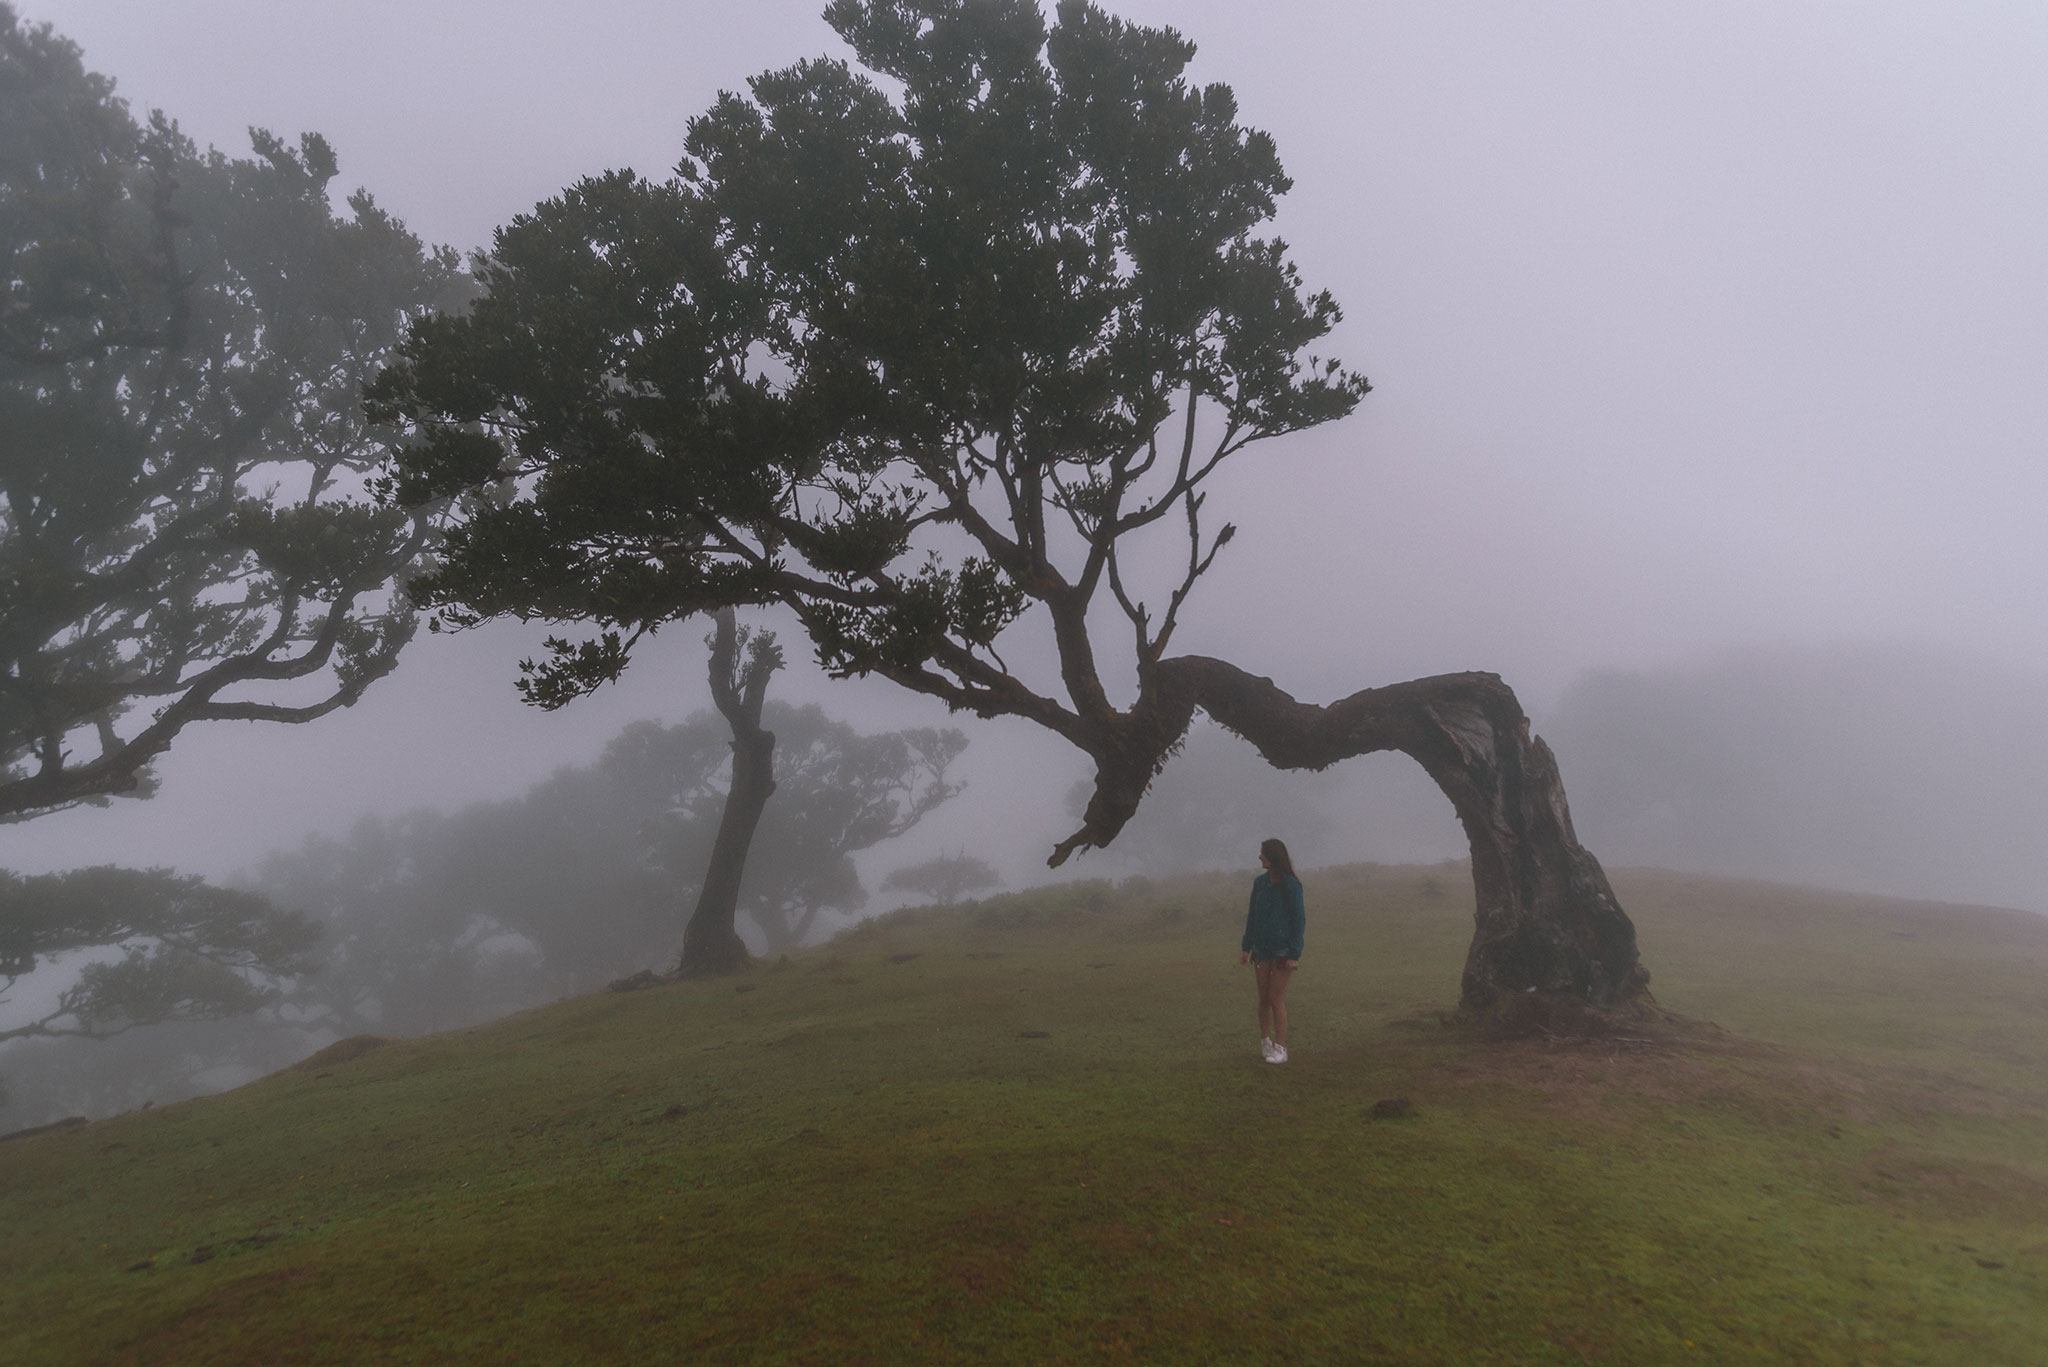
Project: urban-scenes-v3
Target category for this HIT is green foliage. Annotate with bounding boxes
[375,0,1366,722]
[2,867,2043,1361]
[0,5,469,818]
[0,866,319,1043]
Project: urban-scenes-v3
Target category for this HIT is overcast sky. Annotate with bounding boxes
[7,0,2045,891]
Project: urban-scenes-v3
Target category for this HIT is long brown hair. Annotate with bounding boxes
[1260,837,1296,885]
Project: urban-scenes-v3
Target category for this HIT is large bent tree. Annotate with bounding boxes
[374,0,1649,1017]
[0,8,465,819]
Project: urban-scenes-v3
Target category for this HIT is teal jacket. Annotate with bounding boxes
[1241,874,1305,960]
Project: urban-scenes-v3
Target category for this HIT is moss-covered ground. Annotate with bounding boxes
[2,864,2044,1364]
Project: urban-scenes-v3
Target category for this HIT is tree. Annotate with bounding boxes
[884,852,1000,905]
[374,0,1649,1021]
[0,7,467,820]
[0,866,319,1044]
[673,606,783,973]
[643,698,967,952]
[251,808,574,1037]
[245,700,967,1027]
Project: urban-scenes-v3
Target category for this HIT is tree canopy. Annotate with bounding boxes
[376,0,1651,1018]
[0,5,467,819]
[374,0,1362,763]
[0,866,319,1044]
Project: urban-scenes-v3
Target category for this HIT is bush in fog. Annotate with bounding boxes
[884,853,1002,905]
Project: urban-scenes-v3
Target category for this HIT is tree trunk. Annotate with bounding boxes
[674,609,782,978]
[1057,660,1652,1024]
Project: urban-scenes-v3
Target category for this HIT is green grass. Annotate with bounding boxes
[3,864,2044,1364]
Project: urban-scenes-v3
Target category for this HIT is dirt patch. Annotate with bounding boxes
[291,1036,389,1072]
[1460,989,1697,1042]
[1412,1030,1759,1120]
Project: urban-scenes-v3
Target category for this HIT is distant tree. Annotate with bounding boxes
[252,809,576,1037]
[642,700,967,952]
[0,7,467,820]
[0,867,319,1044]
[884,852,1000,906]
[671,607,783,973]
[1544,645,2048,910]
[374,1,1648,1019]
[247,699,966,1026]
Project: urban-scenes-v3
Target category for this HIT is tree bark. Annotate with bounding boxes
[674,609,781,977]
[1056,660,1652,1022]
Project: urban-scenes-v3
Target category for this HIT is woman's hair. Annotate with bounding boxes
[1260,837,1296,884]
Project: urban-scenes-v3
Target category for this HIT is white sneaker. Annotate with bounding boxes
[1267,1043,1288,1065]
[1260,1037,1277,1062]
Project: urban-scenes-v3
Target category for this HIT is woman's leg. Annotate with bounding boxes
[1267,963,1295,1048]
[1253,960,1276,1040]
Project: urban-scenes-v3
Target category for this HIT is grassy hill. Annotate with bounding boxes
[3,864,2044,1364]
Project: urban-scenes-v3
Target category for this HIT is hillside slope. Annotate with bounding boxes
[3,865,2044,1364]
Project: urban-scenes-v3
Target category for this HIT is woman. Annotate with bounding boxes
[1239,837,1305,1064]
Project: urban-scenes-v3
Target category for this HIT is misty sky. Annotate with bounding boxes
[6,1,2045,893]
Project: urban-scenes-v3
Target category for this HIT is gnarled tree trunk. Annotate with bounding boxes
[675,609,781,977]
[1056,660,1651,1023]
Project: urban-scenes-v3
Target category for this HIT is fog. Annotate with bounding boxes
[1549,642,2048,913]
[6,0,2046,914]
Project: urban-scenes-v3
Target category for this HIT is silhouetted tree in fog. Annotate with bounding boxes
[884,853,1000,906]
[1544,646,2048,911]
[246,700,967,1034]
[0,8,459,1094]
[373,0,1648,1019]
[672,607,783,973]
[643,698,966,952]
[0,7,466,821]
